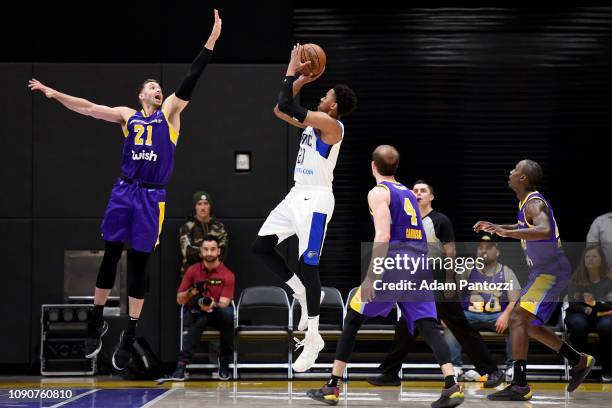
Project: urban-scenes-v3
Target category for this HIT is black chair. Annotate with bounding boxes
[291,286,344,332]
[235,286,291,378]
[179,302,237,376]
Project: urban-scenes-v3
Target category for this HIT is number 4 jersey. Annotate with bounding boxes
[293,122,344,188]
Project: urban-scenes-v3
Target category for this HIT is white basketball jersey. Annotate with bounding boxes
[293,121,344,188]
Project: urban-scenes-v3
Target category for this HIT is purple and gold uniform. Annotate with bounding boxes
[462,266,510,313]
[350,181,437,334]
[517,191,571,325]
[101,109,179,252]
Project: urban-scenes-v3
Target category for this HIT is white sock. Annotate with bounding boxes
[286,274,306,297]
[307,315,320,335]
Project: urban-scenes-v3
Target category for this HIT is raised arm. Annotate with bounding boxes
[276,45,342,144]
[28,79,134,126]
[162,9,222,128]
[273,67,325,130]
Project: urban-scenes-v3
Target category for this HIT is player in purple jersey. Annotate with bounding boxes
[474,160,595,400]
[307,146,464,408]
[28,10,222,371]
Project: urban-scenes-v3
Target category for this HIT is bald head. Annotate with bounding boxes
[518,159,543,190]
[372,145,400,176]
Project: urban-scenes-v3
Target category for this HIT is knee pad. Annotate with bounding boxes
[127,249,150,299]
[95,241,124,289]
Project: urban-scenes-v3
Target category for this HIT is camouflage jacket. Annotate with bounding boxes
[179,216,228,275]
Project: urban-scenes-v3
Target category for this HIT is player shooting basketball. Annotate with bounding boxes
[252,44,357,372]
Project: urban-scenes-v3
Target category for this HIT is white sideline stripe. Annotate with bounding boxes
[140,388,177,408]
[49,389,99,407]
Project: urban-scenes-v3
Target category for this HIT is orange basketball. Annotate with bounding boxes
[299,43,326,77]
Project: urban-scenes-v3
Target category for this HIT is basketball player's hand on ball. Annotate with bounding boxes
[286,44,311,76]
[299,64,325,84]
[28,79,56,98]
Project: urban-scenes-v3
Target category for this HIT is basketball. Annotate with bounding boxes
[299,43,326,77]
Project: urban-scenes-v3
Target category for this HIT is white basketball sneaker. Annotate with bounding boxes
[294,291,325,331]
[293,332,325,372]
[463,369,484,382]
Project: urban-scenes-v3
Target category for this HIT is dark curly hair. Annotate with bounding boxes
[333,84,358,117]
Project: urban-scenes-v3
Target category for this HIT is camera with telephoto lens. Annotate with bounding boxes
[197,296,214,307]
[189,279,223,310]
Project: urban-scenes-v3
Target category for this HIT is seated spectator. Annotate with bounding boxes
[565,245,612,382]
[170,234,235,381]
[180,191,228,276]
[444,235,520,379]
[587,211,612,268]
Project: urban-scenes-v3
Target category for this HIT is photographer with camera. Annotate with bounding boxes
[170,234,235,381]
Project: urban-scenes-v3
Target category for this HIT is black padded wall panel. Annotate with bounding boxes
[0,221,32,364]
[0,64,33,217]
[162,64,288,219]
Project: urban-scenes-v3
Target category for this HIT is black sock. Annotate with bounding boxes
[559,342,581,366]
[327,374,342,387]
[89,305,105,334]
[444,375,457,389]
[512,360,528,386]
[126,317,138,337]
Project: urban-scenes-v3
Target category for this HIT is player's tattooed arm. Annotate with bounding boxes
[28,79,134,125]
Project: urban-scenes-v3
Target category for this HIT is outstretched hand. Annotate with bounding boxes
[204,9,222,50]
[209,9,222,42]
[28,79,56,98]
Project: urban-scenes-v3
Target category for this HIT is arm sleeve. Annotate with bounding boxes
[277,76,308,123]
[175,48,213,101]
[220,269,235,300]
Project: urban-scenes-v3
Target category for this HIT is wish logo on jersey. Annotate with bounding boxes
[131,149,158,162]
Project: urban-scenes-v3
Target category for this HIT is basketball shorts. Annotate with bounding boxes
[101,178,166,252]
[258,184,334,266]
[349,287,438,334]
[519,255,571,326]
